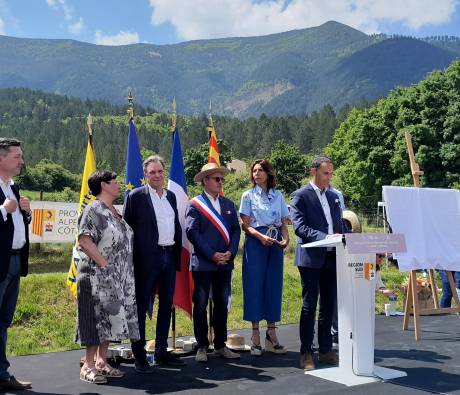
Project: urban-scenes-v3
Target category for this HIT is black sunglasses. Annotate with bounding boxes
[206,176,225,183]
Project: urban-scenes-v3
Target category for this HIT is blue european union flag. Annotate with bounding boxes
[125,119,144,194]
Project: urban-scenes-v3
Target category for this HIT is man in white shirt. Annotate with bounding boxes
[0,138,32,391]
[124,156,184,372]
[290,156,344,371]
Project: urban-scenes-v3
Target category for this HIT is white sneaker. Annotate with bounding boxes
[195,347,208,362]
[214,346,240,359]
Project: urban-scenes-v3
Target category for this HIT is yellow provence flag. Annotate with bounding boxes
[66,137,96,297]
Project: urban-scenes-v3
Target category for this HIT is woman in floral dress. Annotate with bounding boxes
[76,171,139,384]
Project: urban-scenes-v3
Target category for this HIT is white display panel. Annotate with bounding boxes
[383,186,460,272]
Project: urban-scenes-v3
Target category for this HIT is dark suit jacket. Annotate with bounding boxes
[0,184,30,282]
[123,185,182,277]
[290,183,344,268]
[185,193,241,272]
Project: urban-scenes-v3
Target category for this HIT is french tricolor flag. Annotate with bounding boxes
[168,128,193,317]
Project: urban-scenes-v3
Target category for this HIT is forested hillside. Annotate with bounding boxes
[327,60,460,210]
[4,59,460,203]
[0,87,351,174]
[0,21,457,117]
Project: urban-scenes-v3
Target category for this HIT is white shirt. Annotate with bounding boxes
[204,191,221,214]
[0,178,26,249]
[310,181,333,235]
[147,185,175,246]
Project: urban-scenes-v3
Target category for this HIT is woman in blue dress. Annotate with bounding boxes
[239,159,290,356]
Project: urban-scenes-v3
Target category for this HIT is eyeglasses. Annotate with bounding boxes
[206,176,225,183]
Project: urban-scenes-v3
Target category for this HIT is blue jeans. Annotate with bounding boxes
[132,248,177,362]
[0,255,21,380]
[298,252,337,355]
[439,271,460,308]
[192,270,232,350]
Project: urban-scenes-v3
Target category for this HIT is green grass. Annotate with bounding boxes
[20,190,42,200]
[9,233,408,356]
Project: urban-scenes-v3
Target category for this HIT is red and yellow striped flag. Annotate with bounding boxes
[207,125,221,166]
[31,209,44,236]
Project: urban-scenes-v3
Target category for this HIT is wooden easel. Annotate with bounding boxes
[402,131,460,340]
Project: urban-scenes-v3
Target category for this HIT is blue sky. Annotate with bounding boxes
[1,0,460,45]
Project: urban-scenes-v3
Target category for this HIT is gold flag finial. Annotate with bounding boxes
[127,91,134,120]
[86,113,95,149]
[171,97,177,132]
[87,113,93,136]
[208,99,214,128]
[207,99,214,139]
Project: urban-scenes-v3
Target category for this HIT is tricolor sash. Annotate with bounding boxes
[191,194,230,245]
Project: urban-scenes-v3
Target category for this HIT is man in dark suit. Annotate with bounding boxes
[290,155,344,371]
[185,163,241,363]
[0,138,32,391]
[124,155,184,373]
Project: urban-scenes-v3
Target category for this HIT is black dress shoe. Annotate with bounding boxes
[0,376,32,390]
[155,354,186,366]
[134,360,155,374]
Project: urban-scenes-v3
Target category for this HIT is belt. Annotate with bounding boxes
[11,248,22,255]
[256,225,281,230]
[158,245,175,251]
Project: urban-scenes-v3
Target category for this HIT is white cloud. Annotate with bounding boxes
[0,17,5,35]
[46,0,73,21]
[148,0,459,40]
[68,17,84,34]
[94,30,140,46]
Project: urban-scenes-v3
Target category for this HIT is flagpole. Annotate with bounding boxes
[171,97,177,352]
[66,113,96,297]
[207,100,214,349]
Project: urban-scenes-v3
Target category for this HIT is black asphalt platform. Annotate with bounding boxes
[6,314,460,395]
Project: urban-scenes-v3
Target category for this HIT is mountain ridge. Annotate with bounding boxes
[0,21,458,117]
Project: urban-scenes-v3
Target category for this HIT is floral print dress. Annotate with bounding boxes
[75,199,139,345]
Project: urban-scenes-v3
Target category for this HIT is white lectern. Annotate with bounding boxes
[302,233,407,386]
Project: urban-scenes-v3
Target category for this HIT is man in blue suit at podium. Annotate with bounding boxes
[290,155,344,371]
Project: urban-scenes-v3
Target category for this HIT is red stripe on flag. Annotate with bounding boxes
[173,247,193,317]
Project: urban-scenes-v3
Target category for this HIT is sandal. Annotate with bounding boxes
[97,364,124,378]
[250,326,263,356]
[265,326,287,354]
[80,367,107,384]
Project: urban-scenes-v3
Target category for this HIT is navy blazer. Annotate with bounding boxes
[123,185,182,276]
[0,185,30,282]
[290,183,344,268]
[185,193,241,272]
